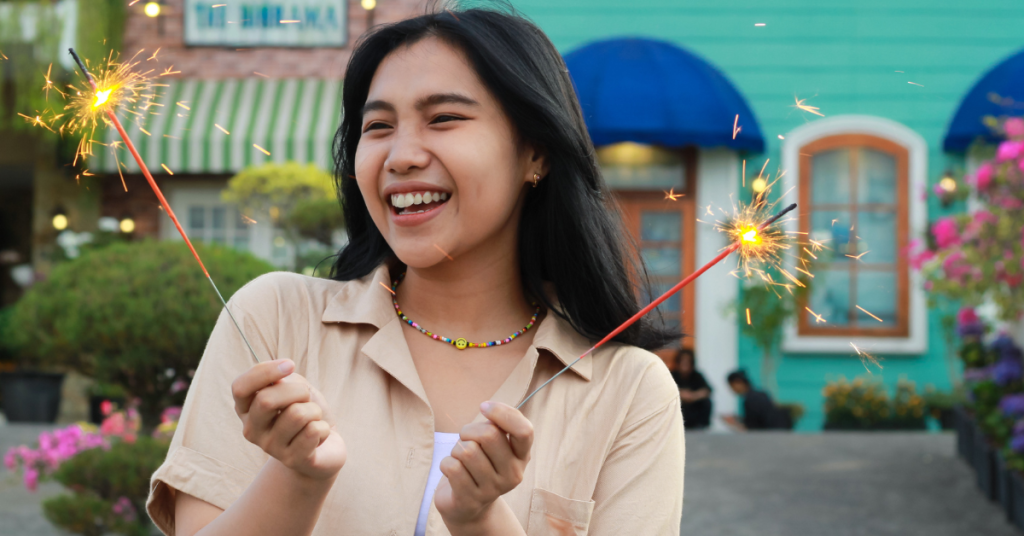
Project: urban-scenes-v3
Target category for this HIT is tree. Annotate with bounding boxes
[2,240,275,429]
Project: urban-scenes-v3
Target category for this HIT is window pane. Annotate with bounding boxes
[642,247,681,276]
[188,206,205,234]
[232,208,250,251]
[641,211,681,242]
[858,149,896,204]
[856,210,896,263]
[809,269,851,326]
[210,207,226,244]
[811,149,851,205]
[645,282,681,312]
[855,271,897,324]
[810,210,852,262]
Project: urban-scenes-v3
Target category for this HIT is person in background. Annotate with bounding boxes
[722,370,792,431]
[670,348,712,429]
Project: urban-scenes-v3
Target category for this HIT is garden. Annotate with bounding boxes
[910,117,1024,529]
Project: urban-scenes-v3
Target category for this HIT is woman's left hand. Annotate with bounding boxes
[434,401,534,530]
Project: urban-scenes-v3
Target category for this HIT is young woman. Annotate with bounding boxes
[147,7,684,536]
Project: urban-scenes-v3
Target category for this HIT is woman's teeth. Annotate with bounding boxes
[391,191,448,213]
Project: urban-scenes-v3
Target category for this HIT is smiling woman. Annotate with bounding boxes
[148,6,684,536]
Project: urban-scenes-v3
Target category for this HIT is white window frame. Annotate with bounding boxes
[161,181,295,269]
[780,115,928,354]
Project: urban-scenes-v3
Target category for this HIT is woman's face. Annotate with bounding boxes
[354,37,546,269]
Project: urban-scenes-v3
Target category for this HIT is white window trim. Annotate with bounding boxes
[779,115,929,355]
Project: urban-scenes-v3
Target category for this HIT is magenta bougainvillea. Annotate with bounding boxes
[910,117,1024,321]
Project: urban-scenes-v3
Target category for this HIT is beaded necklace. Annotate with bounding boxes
[391,273,541,350]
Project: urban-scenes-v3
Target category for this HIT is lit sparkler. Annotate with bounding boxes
[518,202,798,409]
[65,48,263,365]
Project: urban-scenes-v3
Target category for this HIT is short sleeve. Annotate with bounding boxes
[146,274,288,535]
[588,361,684,535]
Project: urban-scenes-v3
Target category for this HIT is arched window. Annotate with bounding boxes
[780,116,928,354]
[798,134,909,337]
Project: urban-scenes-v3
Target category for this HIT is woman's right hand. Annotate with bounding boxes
[232,359,346,481]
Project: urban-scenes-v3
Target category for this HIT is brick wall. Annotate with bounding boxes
[124,0,428,79]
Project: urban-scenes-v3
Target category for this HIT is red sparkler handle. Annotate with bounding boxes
[102,109,210,279]
[517,202,798,409]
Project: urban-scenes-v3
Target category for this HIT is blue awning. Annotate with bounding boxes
[944,48,1024,151]
[564,37,764,152]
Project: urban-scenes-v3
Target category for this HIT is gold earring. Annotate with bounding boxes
[532,173,540,188]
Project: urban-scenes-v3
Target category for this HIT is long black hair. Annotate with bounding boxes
[330,5,679,350]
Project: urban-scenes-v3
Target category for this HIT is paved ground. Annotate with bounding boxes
[0,424,1018,535]
[681,432,1019,536]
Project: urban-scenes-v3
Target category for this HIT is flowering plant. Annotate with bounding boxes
[3,403,180,535]
[910,117,1024,320]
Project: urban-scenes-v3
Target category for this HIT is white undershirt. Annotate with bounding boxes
[415,432,461,536]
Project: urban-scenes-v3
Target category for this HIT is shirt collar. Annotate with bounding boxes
[320,264,593,381]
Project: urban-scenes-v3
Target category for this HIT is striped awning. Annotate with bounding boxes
[94,78,342,174]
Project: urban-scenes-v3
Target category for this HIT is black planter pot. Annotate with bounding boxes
[88,395,126,424]
[973,425,999,501]
[997,452,1014,522]
[955,407,974,463]
[0,371,65,423]
[936,408,956,430]
[1012,471,1024,530]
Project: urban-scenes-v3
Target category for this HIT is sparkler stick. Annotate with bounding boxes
[517,203,798,410]
[68,48,262,365]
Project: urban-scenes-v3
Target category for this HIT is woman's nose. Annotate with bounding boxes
[384,128,431,175]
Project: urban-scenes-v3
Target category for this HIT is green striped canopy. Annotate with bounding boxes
[94,78,342,174]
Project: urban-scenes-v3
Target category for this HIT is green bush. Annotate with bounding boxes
[42,437,169,536]
[2,239,274,429]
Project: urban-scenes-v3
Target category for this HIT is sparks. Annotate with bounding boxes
[805,307,825,323]
[380,282,396,295]
[850,342,883,373]
[161,65,180,76]
[845,250,870,260]
[253,144,271,156]
[856,305,883,323]
[253,71,270,78]
[732,114,741,139]
[908,81,923,87]
[433,243,454,261]
[792,96,825,117]
[147,48,160,61]
[175,101,190,110]
[754,22,766,26]
[280,19,301,23]
[745,308,751,325]
[664,187,683,201]
[160,163,174,175]
[241,214,257,225]
[214,123,230,135]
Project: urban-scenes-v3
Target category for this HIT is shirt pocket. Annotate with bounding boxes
[526,488,595,536]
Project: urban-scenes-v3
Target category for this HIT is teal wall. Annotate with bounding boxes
[514,0,1024,430]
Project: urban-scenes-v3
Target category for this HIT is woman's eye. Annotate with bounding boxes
[363,122,389,132]
[432,114,463,124]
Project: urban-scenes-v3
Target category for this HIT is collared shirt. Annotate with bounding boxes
[146,264,684,535]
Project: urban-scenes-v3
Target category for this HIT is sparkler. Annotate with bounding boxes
[67,48,263,365]
[517,202,797,409]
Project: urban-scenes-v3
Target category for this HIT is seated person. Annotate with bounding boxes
[722,370,792,431]
[670,348,712,429]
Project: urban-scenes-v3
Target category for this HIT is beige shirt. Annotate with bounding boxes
[147,264,684,536]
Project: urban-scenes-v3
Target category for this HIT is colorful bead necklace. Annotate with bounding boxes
[391,273,541,350]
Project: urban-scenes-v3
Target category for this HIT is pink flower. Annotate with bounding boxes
[100,400,113,416]
[23,468,38,492]
[161,406,183,424]
[958,307,979,326]
[4,448,18,471]
[932,218,960,248]
[975,163,994,190]
[997,140,1024,161]
[170,379,189,394]
[1006,117,1024,138]
[100,413,125,437]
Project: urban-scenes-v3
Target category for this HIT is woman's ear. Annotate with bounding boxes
[524,143,550,182]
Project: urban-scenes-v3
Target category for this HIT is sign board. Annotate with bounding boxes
[184,0,347,47]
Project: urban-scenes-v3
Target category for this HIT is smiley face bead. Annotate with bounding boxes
[454,338,468,350]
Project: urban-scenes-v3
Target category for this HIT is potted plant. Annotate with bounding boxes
[0,304,68,423]
[922,385,964,430]
[2,240,273,431]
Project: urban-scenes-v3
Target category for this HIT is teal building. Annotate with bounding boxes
[514,0,1024,430]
